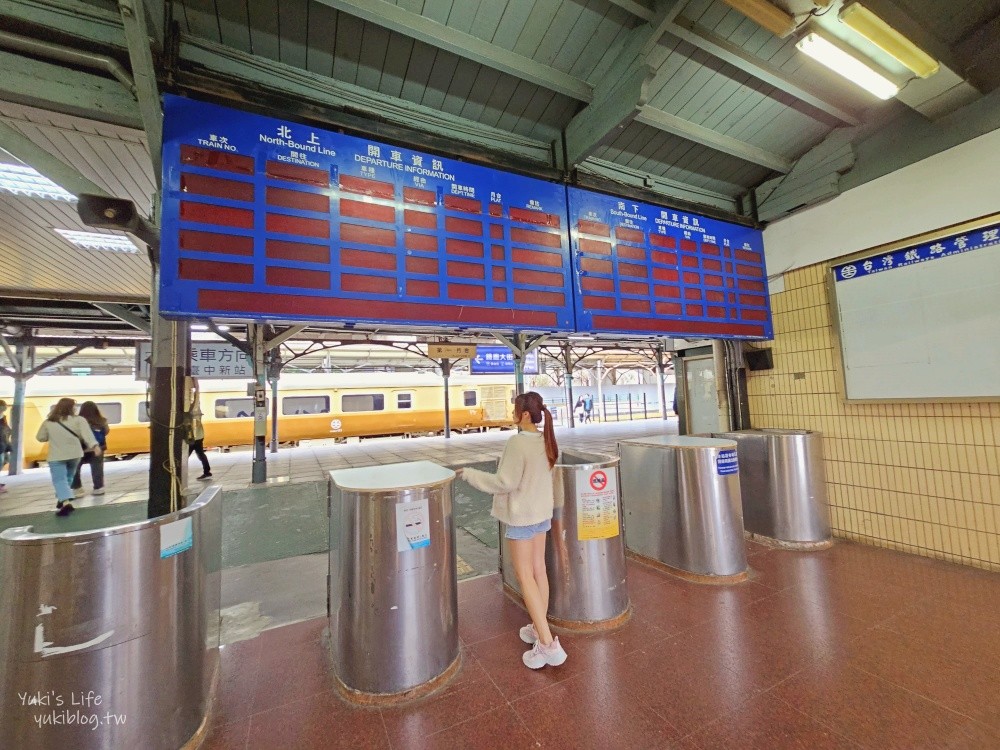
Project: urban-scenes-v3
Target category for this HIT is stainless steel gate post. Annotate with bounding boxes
[0,486,222,749]
[619,435,748,583]
[328,461,459,704]
[715,429,832,549]
[500,451,630,631]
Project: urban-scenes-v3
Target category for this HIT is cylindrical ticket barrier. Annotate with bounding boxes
[714,429,832,549]
[619,435,748,583]
[328,461,459,704]
[0,487,222,750]
[500,451,630,631]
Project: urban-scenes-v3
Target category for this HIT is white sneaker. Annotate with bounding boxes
[519,623,538,645]
[92,488,105,496]
[73,488,85,498]
[522,636,567,669]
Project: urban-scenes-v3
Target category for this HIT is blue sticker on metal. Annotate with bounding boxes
[716,449,739,476]
[833,223,1000,282]
[160,95,575,331]
[567,187,772,339]
[469,346,539,375]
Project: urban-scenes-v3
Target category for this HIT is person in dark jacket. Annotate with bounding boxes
[0,400,11,493]
[71,401,110,497]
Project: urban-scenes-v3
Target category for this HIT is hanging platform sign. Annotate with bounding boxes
[160,95,575,332]
[567,187,772,340]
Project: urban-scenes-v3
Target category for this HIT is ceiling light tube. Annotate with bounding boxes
[796,32,899,99]
[721,0,797,38]
[0,164,76,201]
[53,228,139,253]
[840,2,939,78]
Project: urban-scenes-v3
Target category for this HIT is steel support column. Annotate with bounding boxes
[655,343,669,421]
[561,343,576,429]
[441,358,452,439]
[250,324,267,483]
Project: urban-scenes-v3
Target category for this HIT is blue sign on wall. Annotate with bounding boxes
[160,95,575,331]
[833,223,1000,282]
[470,346,539,375]
[567,187,772,340]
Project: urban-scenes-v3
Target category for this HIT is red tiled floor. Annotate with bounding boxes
[512,671,680,750]
[200,541,1000,749]
[773,662,979,750]
[684,691,859,750]
[246,690,390,750]
[849,628,1000,729]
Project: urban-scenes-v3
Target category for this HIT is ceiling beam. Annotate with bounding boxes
[311,0,593,102]
[118,0,162,185]
[668,15,861,126]
[0,118,112,197]
[634,106,793,172]
[178,36,554,166]
[0,50,142,129]
[94,303,151,333]
[604,0,656,22]
[563,1,687,166]
[577,157,742,216]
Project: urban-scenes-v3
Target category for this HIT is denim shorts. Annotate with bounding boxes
[504,518,552,540]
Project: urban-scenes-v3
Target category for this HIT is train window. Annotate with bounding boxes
[463,390,477,407]
[341,394,385,412]
[95,402,123,425]
[215,398,266,418]
[396,393,413,410]
[282,395,330,415]
[138,401,150,423]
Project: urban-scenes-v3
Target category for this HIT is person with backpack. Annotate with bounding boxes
[35,398,100,516]
[71,401,110,497]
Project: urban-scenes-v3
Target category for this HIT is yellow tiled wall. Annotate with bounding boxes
[746,263,1000,571]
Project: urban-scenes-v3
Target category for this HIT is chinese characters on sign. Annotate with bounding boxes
[135,341,250,380]
[834,223,1000,282]
[469,346,539,375]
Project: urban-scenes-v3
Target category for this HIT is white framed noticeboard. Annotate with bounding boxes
[830,215,1000,401]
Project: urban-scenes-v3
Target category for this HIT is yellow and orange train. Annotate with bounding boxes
[2,373,515,466]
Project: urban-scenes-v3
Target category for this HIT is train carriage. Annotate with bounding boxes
[2,373,516,467]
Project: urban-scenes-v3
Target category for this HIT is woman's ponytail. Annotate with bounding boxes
[541,405,559,469]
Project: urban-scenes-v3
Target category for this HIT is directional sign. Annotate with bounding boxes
[427,344,478,359]
[469,346,539,375]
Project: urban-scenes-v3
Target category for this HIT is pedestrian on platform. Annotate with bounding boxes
[582,394,594,423]
[0,400,12,493]
[71,401,109,497]
[574,395,584,423]
[456,391,567,670]
[35,398,100,516]
[187,381,212,480]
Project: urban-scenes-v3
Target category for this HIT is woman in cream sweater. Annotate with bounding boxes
[36,398,100,516]
[458,391,566,669]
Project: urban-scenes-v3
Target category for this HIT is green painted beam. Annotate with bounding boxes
[311,0,593,102]
[668,15,861,127]
[118,0,162,184]
[0,49,142,128]
[635,106,793,173]
[604,0,656,22]
[578,157,741,216]
[0,118,112,197]
[565,64,651,166]
[178,35,554,165]
[0,0,127,49]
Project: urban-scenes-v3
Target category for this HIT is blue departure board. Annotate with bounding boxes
[160,95,575,331]
[567,187,772,339]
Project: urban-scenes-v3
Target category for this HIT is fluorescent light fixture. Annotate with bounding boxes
[796,32,899,99]
[840,2,939,78]
[721,0,797,38]
[0,163,77,201]
[54,228,139,253]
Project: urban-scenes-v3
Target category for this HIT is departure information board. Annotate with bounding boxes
[160,95,574,331]
[567,187,772,339]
